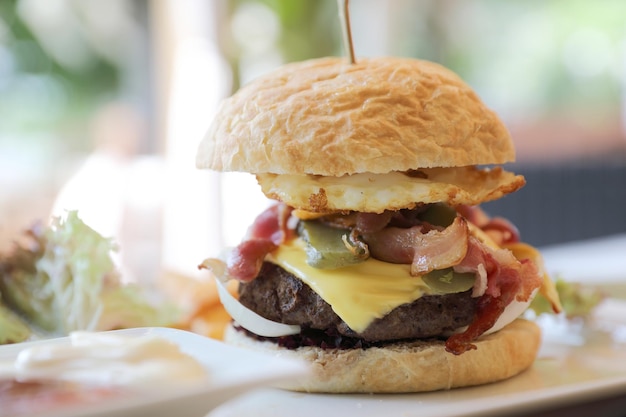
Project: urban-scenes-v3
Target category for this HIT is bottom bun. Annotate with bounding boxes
[224,318,540,393]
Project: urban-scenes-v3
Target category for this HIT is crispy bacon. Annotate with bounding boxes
[355,211,394,233]
[323,209,426,232]
[226,204,294,282]
[362,216,470,275]
[226,239,278,282]
[456,204,490,226]
[482,217,520,244]
[446,237,541,354]
[457,205,520,245]
[247,203,294,244]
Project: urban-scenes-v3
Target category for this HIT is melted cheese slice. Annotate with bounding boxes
[268,238,431,332]
[257,166,525,213]
[268,230,561,334]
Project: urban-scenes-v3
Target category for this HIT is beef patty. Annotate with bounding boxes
[238,262,478,342]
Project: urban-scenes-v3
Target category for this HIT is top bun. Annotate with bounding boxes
[197,57,515,176]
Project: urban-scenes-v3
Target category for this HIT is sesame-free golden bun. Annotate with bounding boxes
[224,319,541,393]
[196,56,515,176]
[196,57,545,394]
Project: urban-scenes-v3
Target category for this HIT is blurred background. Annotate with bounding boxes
[0,0,625,284]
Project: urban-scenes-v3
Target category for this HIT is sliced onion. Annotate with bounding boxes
[482,288,539,336]
[200,257,302,338]
[446,288,538,337]
[471,263,487,298]
[215,278,301,337]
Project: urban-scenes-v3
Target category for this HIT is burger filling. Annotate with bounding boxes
[237,262,477,349]
[201,202,561,355]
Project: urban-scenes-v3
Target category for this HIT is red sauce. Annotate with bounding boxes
[0,380,124,416]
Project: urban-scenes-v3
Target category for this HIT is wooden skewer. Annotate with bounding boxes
[337,0,356,64]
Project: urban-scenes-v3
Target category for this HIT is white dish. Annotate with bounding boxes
[207,303,626,417]
[541,233,626,283]
[0,327,310,417]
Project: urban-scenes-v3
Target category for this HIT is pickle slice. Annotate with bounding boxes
[298,221,369,269]
[422,268,475,294]
[419,203,457,227]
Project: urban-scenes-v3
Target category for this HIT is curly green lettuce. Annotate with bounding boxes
[0,211,179,339]
[529,277,604,318]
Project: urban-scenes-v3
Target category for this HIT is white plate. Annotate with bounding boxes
[541,233,626,283]
[207,303,626,417]
[0,327,310,417]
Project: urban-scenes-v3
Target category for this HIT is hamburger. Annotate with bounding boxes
[196,56,562,393]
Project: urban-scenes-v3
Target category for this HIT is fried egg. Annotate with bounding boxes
[257,166,525,213]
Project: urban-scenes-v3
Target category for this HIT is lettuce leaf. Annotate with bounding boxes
[0,211,179,339]
[529,277,604,318]
[0,301,32,344]
[97,285,179,330]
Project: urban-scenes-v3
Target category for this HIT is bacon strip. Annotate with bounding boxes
[247,203,294,244]
[446,237,541,354]
[482,217,520,244]
[355,211,393,233]
[226,239,277,282]
[362,216,470,275]
[457,205,520,245]
[226,204,294,282]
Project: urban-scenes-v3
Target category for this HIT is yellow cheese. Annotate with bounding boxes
[267,232,561,334]
[267,238,430,333]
